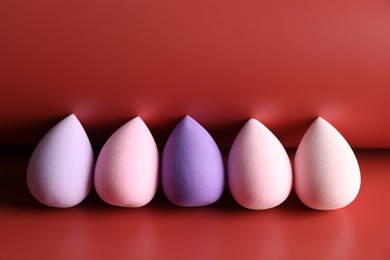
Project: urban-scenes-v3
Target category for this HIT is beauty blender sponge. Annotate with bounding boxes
[294,117,361,210]
[94,117,159,207]
[228,119,292,210]
[27,114,94,208]
[161,115,225,207]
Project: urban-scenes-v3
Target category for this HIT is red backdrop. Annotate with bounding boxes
[1,0,390,148]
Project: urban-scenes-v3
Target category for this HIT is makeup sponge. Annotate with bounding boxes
[94,117,159,207]
[161,115,225,207]
[27,114,94,208]
[228,119,292,209]
[294,117,361,210]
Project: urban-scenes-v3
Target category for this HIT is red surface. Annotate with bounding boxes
[1,0,390,148]
[0,149,389,259]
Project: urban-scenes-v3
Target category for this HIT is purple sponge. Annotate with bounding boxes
[161,115,225,207]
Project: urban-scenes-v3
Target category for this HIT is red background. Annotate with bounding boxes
[1,1,390,259]
[1,0,390,148]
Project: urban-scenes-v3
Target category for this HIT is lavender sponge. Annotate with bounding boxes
[27,114,94,208]
[161,115,225,207]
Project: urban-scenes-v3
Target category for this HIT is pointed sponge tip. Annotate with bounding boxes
[294,117,361,210]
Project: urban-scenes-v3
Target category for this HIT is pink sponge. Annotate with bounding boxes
[228,119,292,209]
[27,114,94,208]
[294,117,361,210]
[94,117,159,207]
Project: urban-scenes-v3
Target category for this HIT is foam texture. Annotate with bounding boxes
[27,114,94,208]
[161,115,225,207]
[228,119,292,209]
[294,117,361,210]
[94,117,159,207]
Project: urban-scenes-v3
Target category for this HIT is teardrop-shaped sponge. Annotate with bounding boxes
[161,115,225,207]
[27,114,94,208]
[294,117,361,210]
[94,117,159,207]
[228,119,292,209]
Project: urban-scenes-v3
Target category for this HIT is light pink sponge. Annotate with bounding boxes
[294,117,361,210]
[27,114,94,208]
[228,119,292,209]
[94,117,159,207]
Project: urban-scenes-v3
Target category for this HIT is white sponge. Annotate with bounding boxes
[228,119,292,209]
[294,117,361,210]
